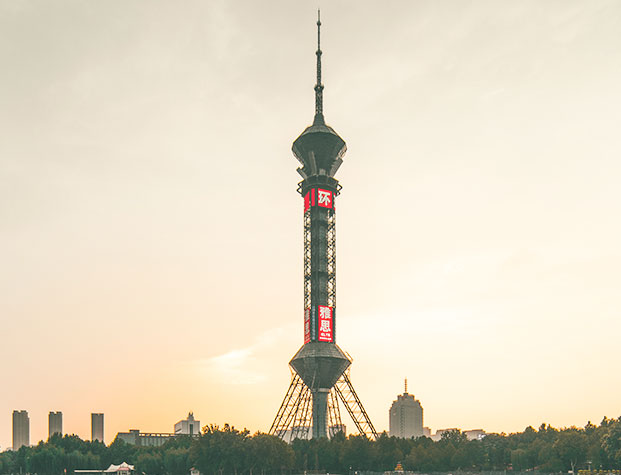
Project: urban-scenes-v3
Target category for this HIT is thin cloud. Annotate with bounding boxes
[195,327,288,385]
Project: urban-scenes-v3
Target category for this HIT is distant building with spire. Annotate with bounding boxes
[389,379,424,439]
[174,412,200,435]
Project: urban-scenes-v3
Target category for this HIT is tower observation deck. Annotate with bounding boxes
[269,12,378,441]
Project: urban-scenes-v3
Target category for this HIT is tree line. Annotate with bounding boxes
[0,417,619,474]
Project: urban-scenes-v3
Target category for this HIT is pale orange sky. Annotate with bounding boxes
[1,0,620,450]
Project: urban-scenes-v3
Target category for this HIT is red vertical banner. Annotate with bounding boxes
[304,308,311,343]
[317,305,333,342]
[304,192,310,213]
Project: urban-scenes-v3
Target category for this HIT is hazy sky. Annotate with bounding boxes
[1,0,620,449]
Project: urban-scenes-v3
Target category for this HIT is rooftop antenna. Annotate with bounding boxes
[405,378,408,394]
[314,9,324,124]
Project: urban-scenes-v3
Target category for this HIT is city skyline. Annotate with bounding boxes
[2,0,621,450]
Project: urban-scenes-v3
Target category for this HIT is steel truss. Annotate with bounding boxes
[303,208,312,310]
[304,209,312,309]
[326,209,336,308]
[269,368,378,441]
[304,206,336,311]
[334,368,379,440]
[269,372,310,440]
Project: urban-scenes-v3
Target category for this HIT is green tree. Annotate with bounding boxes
[136,451,164,474]
[163,447,191,474]
[554,429,588,472]
[341,435,377,471]
[511,448,528,471]
[374,433,404,471]
[248,433,294,474]
[538,440,563,472]
[190,423,250,475]
[107,438,137,467]
[602,420,621,468]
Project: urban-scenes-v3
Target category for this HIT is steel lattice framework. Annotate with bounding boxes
[303,210,312,310]
[270,368,378,441]
[334,370,379,439]
[305,203,337,314]
[326,210,336,308]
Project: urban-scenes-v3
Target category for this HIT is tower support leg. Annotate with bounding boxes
[271,368,377,441]
[334,369,379,440]
[269,372,310,440]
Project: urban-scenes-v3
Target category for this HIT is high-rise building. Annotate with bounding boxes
[12,410,30,450]
[389,379,424,439]
[91,413,104,443]
[174,412,200,436]
[269,11,377,442]
[49,411,63,438]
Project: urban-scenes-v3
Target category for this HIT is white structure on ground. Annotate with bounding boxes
[75,462,134,474]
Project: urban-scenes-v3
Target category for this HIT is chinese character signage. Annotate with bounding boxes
[304,308,311,344]
[317,305,334,342]
[316,189,333,209]
[304,188,334,212]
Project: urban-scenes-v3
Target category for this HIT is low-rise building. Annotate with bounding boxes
[430,428,486,441]
[464,429,486,440]
[175,412,201,436]
[114,429,175,447]
[431,428,460,441]
[329,424,346,438]
[114,412,201,447]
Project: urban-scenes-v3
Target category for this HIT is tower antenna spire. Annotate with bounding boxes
[314,9,324,124]
[405,378,408,394]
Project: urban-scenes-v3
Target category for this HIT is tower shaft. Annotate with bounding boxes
[270,11,376,442]
[302,185,337,344]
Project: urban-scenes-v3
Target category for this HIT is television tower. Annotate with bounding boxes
[269,12,378,441]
